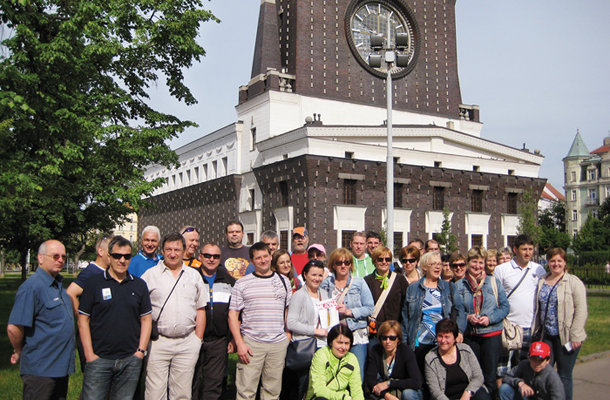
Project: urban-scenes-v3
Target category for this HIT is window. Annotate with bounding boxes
[571,190,577,201]
[186,170,191,184]
[571,171,576,182]
[341,230,356,248]
[507,193,518,214]
[203,164,208,181]
[211,160,217,179]
[222,157,228,175]
[250,127,256,151]
[471,190,483,212]
[249,188,255,211]
[588,169,597,181]
[473,165,480,172]
[433,187,445,210]
[345,152,354,159]
[394,232,403,251]
[280,230,289,251]
[247,233,254,246]
[434,161,442,168]
[394,183,403,208]
[344,179,357,205]
[589,188,597,200]
[606,186,610,198]
[572,210,578,221]
[507,235,516,249]
[279,181,289,206]
[194,167,199,182]
[471,234,483,247]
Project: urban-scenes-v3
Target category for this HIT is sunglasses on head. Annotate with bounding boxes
[110,253,133,260]
[201,253,221,260]
[334,260,352,266]
[380,335,398,341]
[182,227,196,234]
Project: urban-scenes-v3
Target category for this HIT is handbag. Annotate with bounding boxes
[491,273,525,351]
[151,269,184,341]
[285,336,318,371]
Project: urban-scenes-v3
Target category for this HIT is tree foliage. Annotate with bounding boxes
[0,0,218,277]
[538,201,571,253]
[436,207,458,253]
[572,213,610,254]
[516,189,542,248]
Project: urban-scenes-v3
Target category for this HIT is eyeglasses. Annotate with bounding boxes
[452,263,466,269]
[334,260,352,266]
[43,254,67,261]
[376,257,392,263]
[380,335,399,341]
[182,227,196,234]
[401,258,417,264]
[110,253,133,260]
[201,253,221,260]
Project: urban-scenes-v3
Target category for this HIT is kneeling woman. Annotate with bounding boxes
[425,319,490,400]
[307,324,365,400]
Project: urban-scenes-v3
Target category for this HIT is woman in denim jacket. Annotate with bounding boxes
[455,246,509,398]
[401,251,458,373]
[320,247,374,381]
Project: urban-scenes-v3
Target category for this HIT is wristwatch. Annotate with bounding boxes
[137,348,147,356]
[467,390,475,396]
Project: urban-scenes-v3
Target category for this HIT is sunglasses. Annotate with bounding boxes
[376,257,392,263]
[43,253,67,261]
[452,263,466,269]
[201,253,221,260]
[401,258,417,264]
[334,260,352,266]
[380,335,399,341]
[182,227,197,234]
[110,253,133,260]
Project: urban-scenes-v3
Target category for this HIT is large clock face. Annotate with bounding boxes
[346,0,419,78]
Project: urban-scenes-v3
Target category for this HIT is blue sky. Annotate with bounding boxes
[150,0,610,191]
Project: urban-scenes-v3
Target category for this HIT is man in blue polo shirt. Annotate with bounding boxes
[8,239,75,400]
[78,235,153,399]
[128,225,162,277]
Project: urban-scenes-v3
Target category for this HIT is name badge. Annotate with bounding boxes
[102,288,112,300]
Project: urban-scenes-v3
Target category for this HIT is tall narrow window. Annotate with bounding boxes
[433,187,445,210]
[507,193,518,214]
[471,190,483,212]
[279,181,289,206]
[280,230,289,251]
[471,234,483,247]
[344,179,357,205]
[394,183,403,208]
[250,127,256,151]
[249,188,255,211]
[342,230,356,248]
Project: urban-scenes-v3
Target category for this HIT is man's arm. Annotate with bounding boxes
[77,313,98,362]
[7,324,25,364]
[135,314,152,359]
[195,308,206,339]
[66,282,84,315]
[228,309,251,364]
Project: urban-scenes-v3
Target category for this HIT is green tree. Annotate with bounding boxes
[0,1,218,279]
[572,213,610,254]
[538,201,571,253]
[436,207,458,253]
[516,189,542,248]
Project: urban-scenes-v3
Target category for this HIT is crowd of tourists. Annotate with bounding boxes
[7,222,587,400]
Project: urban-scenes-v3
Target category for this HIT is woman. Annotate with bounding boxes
[308,244,330,280]
[366,321,423,400]
[425,319,490,400]
[307,324,365,400]
[286,259,332,399]
[401,251,458,373]
[397,245,422,285]
[449,251,467,282]
[497,247,512,265]
[441,254,454,282]
[365,247,409,347]
[532,247,587,400]
[320,248,374,381]
[485,249,498,276]
[455,246,509,398]
[272,249,302,292]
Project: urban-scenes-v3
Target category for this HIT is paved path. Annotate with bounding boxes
[573,353,610,399]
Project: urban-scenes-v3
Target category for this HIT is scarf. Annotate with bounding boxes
[465,271,486,316]
[375,271,389,290]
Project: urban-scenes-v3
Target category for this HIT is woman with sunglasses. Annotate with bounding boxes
[366,320,423,400]
[449,252,467,283]
[454,246,509,398]
[271,249,302,292]
[320,248,374,381]
[396,245,422,285]
[364,247,409,348]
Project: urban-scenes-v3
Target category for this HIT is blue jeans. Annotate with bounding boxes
[350,343,368,382]
[465,333,502,398]
[498,383,528,400]
[400,389,423,400]
[544,334,580,400]
[81,355,143,400]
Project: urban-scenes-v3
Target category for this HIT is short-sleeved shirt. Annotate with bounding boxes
[291,252,310,275]
[128,251,161,278]
[221,246,251,279]
[8,268,75,377]
[79,270,152,359]
[74,262,105,288]
[230,271,291,344]
[142,262,208,338]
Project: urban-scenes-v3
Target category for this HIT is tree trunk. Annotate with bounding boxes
[0,247,5,278]
[72,243,86,276]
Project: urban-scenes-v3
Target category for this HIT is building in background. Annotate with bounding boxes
[139,0,546,253]
[112,213,138,243]
[539,183,565,212]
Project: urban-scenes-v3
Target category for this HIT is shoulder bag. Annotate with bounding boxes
[491,270,527,351]
[151,269,184,341]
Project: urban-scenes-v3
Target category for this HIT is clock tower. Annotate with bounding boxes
[243,0,463,120]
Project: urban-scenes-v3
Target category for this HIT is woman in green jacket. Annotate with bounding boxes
[307,324,365,400]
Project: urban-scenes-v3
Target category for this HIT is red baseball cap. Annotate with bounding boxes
[529,341,551,359]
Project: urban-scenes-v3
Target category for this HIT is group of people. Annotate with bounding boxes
[7,222,587,400]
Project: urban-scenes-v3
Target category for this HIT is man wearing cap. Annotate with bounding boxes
[499,341,564,400]
[351,231,374,278]
[290,227,309,275]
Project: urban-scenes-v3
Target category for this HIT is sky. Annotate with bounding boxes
[149,0,610,191]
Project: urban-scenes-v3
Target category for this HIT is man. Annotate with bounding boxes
[261,230,279,254]
[142,232,208,399]
[229,242,292,400]
[220,220,250,279]
[366,231,382,255]
[181,225,202,268]
[425,239,440,253]
[351,231,374,278]
[8,240,75,400]
[192,244,236,400]
[499,341,565,400]
[408,238,425,253]
[78,236,152,399]
[128,225,162,277]
[290,226,309,275]
[494,235,546,368]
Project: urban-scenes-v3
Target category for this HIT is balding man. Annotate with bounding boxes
[181,225,202,268]
[8,240,75,400]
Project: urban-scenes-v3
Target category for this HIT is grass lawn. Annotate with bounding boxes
[0,273,607,397]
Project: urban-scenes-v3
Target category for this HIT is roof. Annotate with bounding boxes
[541,183,565,202]
[565,130,590,158]
[591,145,610,155]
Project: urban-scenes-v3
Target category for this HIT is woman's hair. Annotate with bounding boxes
[420,251,440,275]
[467,245,488,262]
[449,251,466,266]
[377,320,403,343]
[327,248,355,273]
[498,247,513,258]
[546,247,568,270]
[398,245,420,262]
[371,246,392,264]
[486,249,498,261]
[327,324,354,349]
[435,318,459,338]
[271,249,295,280]
[301,259,325,282]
